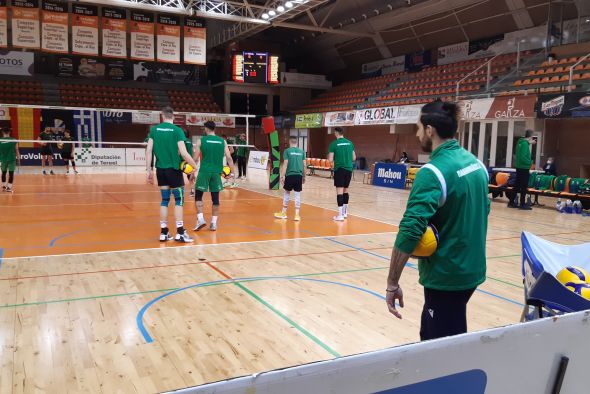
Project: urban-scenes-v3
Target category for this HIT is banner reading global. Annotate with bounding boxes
[72,4,98,56]
[355,107,398,125]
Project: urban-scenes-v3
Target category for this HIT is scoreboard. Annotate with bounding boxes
[232,52,279,84]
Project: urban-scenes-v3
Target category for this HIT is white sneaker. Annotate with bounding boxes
[343,212,348,219]
[193,220,207,231]
[175,232,194,243]
[159,232,173,242]
[210,222,217,231]
[333,215,345,222]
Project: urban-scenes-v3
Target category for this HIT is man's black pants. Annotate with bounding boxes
[420,287,476,341]
[237,156,247,177]
[515,168,530,207]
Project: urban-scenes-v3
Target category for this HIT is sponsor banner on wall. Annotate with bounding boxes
[535,93,590,118]
[295,113,322,128]
[102,7,127,59]
[396,105,423,124]
[130,11,154,61]
[41,0,68,53]
[0,0,7,47]
[361,55,405,76]
[125,148,146,166]
[355,107,398,125]
[323,111,356,127]
[186,113,235,128]
[0,106,9,119]
[184,17,206,65]
[0,50,34,75]
[437,42,469,66]
[72,4,98,55]
[173,113,186,125]
[157,14,180,63]
[133,61,201,84]
[460,98,494,120]
[248,150,269,170]
[280,72,332,88]
[373,163,407,189]
[132,110,160,124]
[487,96,536,119]
[12,0,40,49]
[75,147,126,166]
[101,111,132,124]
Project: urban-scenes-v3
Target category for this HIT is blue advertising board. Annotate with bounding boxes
[373,162,407,189]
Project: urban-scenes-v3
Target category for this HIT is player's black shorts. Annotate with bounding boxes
[156,168,184,188]
[40,146,53,156]
[284,175,303,192]
[333,168,352,188]
[61,151,73,161]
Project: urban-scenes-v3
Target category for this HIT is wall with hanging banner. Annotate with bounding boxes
[0,0,7,48]
[157,14,180,63]
[461,96,537,120]
[12,0,40,49]
[71,4,98,56]
[184,17,206,65]
[102,7,127,59]
[130,11,155,61]
[41,0,68,54]
[536,93,590,119]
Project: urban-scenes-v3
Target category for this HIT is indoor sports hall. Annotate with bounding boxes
[1,1,590,393]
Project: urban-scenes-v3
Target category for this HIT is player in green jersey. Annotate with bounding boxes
[0,128,20,193]
[328,127,356,221]
[274,136,306,221]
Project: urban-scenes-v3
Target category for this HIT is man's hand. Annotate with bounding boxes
[302,176,306,184]
[146,169,154,184]
[385,285,404,319]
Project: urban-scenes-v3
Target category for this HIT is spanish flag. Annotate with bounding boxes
[9,108,41,147]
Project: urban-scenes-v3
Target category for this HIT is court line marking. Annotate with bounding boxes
[1,232,397,261]
[0,197,276,208]
[205,262,341,358]
[0,248,3,269]
[136,275,388,348]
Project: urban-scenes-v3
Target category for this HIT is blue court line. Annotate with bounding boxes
[136,276,385,344]
[303,230,524,308]
[0,248,3,269]
[49,229,88,247]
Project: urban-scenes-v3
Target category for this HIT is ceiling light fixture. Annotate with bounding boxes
[285,1,294,8]
[262,13,269,19]
[269,10,276,16]
[277,5,285,12]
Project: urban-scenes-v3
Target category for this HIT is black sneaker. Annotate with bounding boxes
[507,204,519,209]
[50,170,55,175]
[159,232,173,242]
[519,205,533,211]
[43,170,47,175]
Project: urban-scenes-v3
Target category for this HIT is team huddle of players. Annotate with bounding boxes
[37,127,78,175]
[146,107,356,243]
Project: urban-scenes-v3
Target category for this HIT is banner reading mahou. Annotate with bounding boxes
[157,14,180,63]
[0,0,7,48]
[130,11,154,61]
[184,18,206,65]
[102,7,127,59]
[12,0,40,49]
[41,0,68,53]
[72,4,98,56]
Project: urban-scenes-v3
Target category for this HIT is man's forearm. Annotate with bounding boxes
[387,247,411,289]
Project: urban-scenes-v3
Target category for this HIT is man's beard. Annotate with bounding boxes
[420,137,433,153]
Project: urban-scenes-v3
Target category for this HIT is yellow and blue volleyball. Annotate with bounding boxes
[556,266,590,285]
[412,224,439,258]
[564,281,590,301]
[180,161,193,175]
[221,166,231,178]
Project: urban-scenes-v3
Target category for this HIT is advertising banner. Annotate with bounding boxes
[295,113,322,128]
[101,111,132,124]
[72,4,98,56]
[75,147,126,166]
[12,0,40,49]
[0,0,7,48]
[0,50,34,76]
[372,163,407,189]
[355,107,398,125]
[460,98,495,120]
[184,17,206,65]
[536,93,590,118]
[186,114,235,128]
[323,111,356,127]
[395,105,423,124]
[125,147,146,166]
[133,61,201,84]
[487,96,537,119]
[130,11,154,61]
[361,55,405,76]
[248,150,269,170]
[132,111,160,124]
[0,106,9,120]
[437,42,469,66]
[102,7,127,59]
[41,0,68,53]
[157,14,180,63]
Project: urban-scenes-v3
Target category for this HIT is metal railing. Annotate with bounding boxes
[455,51,505,101]
[568,51,590,92]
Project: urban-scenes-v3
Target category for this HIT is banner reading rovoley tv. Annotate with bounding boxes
[186,114,235,128]
[0,50,34,75]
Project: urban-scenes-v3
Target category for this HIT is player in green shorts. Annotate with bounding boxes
[193,121,235,232]
[183,129,195,197]
[0,128,20,193]
[274,136,306,221]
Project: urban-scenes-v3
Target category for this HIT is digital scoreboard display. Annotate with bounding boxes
[232,52,279,84]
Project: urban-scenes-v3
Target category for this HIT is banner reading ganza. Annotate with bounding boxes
[130,11,154,61]
[12,0,40,49]
[157,14,180,63]
[72,4,98,56]
[184,18,206,65]
[0,0,7,48]
[41,0,68,53]
[102,7,127,59]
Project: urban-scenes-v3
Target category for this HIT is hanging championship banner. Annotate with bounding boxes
[41,0,68,53]
[0,0,7,48]
[11,0,40,49]
[184,18,206,65]
[72,4,98,55]
[130,11,154,61]
[157,14,180,63]
[102,7,127,59]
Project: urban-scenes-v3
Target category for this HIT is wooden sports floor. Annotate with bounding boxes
[1,168,589,393]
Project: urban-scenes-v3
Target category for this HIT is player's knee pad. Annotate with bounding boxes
[172,187,184,206]
[211,192,220,206]
[195,190,204,202]
[160,189,171,207]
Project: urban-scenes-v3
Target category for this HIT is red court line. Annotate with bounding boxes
[206,262,232,280]
[0,246,392,281]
